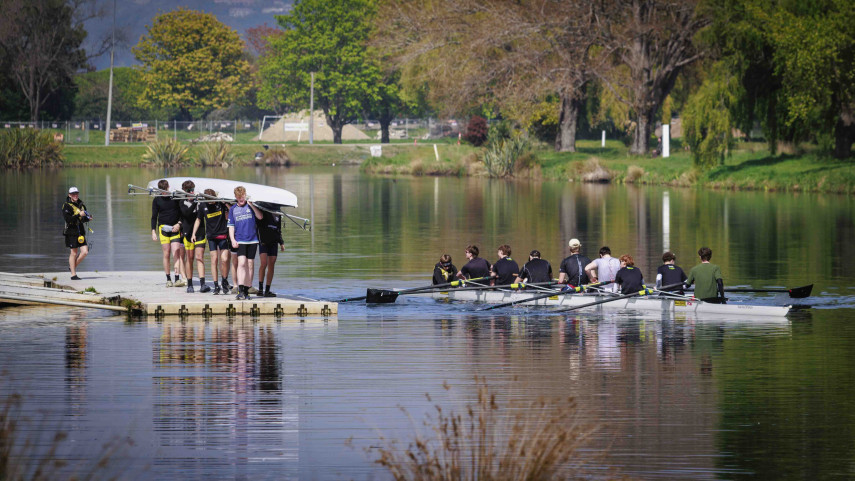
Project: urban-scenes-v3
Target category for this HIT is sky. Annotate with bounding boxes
[83,0,293,70]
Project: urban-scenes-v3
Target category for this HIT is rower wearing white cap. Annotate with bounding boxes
[558,238,591,287]
[62,187,92,280]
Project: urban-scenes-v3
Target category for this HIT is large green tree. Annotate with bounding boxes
[132,8,251,120]
[259,0,381,144]
[73,67,169,120]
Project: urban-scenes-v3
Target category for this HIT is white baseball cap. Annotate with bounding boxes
[568,238,581,248]
[68,187,79,194]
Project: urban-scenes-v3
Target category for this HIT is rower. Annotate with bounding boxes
[655,251,687,294]
[432,254,458,285]
[180,180,209,293]
[62,187,91,280]
[685,246,726,303]
[227,186,264,300]
[516,250,553,284]
[456,245,490,280]
[584,246,621,293]
[150,179,186,287]
[490,244,519,286]
[558,238,591,287]
[257,203,285,297]
[614,254,644,294]
[194,188,230,295]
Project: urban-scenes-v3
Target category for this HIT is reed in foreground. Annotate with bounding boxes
[372,377,608,480]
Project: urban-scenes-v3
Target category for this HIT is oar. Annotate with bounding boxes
[479,281,609,311]
[336,277,491,303]
[406,280,560,296]
[721,284,813,299]
[551,282,684,313]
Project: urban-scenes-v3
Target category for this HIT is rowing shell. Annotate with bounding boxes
[409,289,791,317]
[147,177,298,208]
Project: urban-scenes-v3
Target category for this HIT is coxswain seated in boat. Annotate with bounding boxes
[432,254,457,285]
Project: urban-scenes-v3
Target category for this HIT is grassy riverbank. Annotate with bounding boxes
[60,139,855,194]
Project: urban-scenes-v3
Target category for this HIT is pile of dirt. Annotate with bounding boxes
[194,132,234,142]
[254,110,369,142]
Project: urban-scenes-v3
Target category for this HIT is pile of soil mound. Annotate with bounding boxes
[255,110,369,141]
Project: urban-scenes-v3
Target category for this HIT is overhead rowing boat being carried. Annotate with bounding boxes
[128,177,310,230]
[409,288,792,317]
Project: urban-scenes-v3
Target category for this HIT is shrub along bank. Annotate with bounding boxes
[21,138,855,195]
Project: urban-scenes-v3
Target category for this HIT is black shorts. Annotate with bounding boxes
[258,242,279,257]
[65,234,86,249]
[208,238,230,251]
[236,243,258,260]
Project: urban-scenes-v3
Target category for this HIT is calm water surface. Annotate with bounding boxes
[1,166,854,479]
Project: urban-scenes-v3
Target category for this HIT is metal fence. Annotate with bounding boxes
[0,118,466,144]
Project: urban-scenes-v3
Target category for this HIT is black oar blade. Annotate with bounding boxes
[366,288,400,304]
[788,284,813,299]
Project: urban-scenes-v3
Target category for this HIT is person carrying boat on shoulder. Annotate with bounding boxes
[228,186,263,300]
[490,244,519,286]
[195,188,230,295]
[614,254,645,294]
[585,246,621,292]
[558,238,591,288]
[150,179,186,287]
[685,246,726,303]
[656,251,687,294]
[256,203,285,297]
[456,245,491,281]
[432,254,457,285]
[516,250,553,284]
[62,187,91,280]
[180,180,209,293]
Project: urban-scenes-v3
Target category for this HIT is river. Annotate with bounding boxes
[1,166,853,479]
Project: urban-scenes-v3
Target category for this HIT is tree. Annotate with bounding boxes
[683,62,741,169]
[132,8,251,120]
[73,67,169,120]
[766,0,855,159]
[597,0,710,155]
[376,0,598,152]
[259,0,380,144]
[245,23,282,59]
[0,0,89,122]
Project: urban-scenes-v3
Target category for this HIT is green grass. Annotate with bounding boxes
[54,136,855,194]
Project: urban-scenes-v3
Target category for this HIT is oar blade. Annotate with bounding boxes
[788,284,813,299]
[366,288,400,304]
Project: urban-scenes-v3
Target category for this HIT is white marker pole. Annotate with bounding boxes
[434,144,439,161]
[601,130,606,147]
[662,124,670,158]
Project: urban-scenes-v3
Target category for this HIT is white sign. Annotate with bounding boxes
[283,123,309,132]
[370,145,382,157]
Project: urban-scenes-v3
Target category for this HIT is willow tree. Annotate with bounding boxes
[376,0,599,152]
[597,0,710,155]
[132,9,251,120]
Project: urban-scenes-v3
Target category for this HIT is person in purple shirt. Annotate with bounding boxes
[227,186,263,300]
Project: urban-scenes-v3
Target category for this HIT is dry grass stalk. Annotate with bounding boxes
[373,377,600,481]
[1,388,134,480]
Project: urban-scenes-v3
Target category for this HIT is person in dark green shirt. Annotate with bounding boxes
[686,246,725,303]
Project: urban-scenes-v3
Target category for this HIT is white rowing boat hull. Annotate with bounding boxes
[148,177,298,208]
[409,289,791,317]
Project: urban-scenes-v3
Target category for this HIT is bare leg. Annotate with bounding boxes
[195,246,206,279]
[161,243,171,275]
[171,243,186,278]
[236,256,247,287]
[209,249,219,281]
[69,248,79,276]
[184,246,194,283]
[246,258,255,291]
[265,254,276,285]
[76,245,89,271]
[257,253,268,289]
[220,249,230,280]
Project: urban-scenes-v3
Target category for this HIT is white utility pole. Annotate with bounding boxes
[104,0,116,146]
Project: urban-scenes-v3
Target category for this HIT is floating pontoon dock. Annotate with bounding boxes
[0,271,337,318]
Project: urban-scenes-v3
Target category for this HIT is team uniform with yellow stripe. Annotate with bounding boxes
[197,201,230,250]
[179,198,206,250]
[151,197,182,245]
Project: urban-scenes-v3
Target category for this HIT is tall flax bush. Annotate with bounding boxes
[373,378,600,480]
[482,134,530,178]
[0,129,64,169]
[142,137,191,166]
[198,140,235,166]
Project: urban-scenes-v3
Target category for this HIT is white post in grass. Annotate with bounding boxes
[662,124,670,158]
[601,130,606,148]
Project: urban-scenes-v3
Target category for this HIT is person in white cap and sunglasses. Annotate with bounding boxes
[558,238,591,287]
[62,186,92,280]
